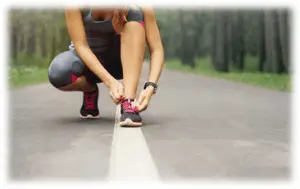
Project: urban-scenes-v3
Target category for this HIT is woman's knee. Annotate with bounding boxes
[123,21,145,33]
[48,51,85,89]
[122,21,146,46]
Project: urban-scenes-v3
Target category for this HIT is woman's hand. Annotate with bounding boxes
[108,79,124,104]
[137,86,155,112]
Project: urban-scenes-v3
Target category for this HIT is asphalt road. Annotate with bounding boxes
[9,64,291,181]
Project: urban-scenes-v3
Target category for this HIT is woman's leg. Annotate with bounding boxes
[120,21,146,100]
[117,21,145,126]
[58,76,96,92]
[48,51,97,92]
[48,50,99,118]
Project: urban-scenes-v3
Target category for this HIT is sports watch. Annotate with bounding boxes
[143,82,158,94]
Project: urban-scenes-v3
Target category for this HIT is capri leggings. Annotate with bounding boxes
[48,36,123,88]
[48,8,144,88]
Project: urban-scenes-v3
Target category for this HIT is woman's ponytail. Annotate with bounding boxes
[112,8,128,34]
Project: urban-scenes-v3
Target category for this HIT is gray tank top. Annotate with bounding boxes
[69,7,143,53]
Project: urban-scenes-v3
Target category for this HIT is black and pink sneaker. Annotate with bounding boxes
[80,86,100,118]
[120,99,142,127]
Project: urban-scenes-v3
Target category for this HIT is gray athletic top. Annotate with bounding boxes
[69,7,144,53]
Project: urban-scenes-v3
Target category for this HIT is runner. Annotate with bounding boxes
[48,6,164,127]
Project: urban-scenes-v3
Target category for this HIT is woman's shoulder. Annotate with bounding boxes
[127,5,142,12]
[126,5,144,21]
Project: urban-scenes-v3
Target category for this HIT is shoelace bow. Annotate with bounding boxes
[122,100,138,113]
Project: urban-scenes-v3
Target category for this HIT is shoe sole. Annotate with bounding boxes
[80,114,100,119]
[120,118,142,127]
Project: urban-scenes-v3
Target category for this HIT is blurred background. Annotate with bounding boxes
[9,8,291,90]
[8,8,292,179]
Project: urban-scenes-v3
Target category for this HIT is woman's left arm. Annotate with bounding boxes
[137,7,164,112]
[142,7,164,85]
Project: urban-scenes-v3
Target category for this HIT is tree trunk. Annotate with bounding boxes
[278,9,290,73]
[10,25,18,59]
[227,12,233,67]
[19,32,25,52]
[231,12,237,66]
[214,11,229,72]
[179,10,187,65]
[235,11,245,71]
[51,34,56,59]
[193,12,203,58]
[258,10,266,72]
[211,12,217,69]
[40,25,47,58]
[178,10,195,67]
[222,11,229,72]
[271,10,285,73]
[26,21,37,54]
[264,11,273,72]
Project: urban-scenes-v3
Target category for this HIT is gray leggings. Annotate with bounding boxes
[48,36,123,88]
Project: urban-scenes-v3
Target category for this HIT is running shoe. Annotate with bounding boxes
[80,85,100,118]
[120,99,142,127]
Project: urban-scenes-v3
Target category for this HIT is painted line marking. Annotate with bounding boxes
[108,104,160,181]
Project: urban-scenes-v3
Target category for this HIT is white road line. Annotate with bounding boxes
[108,104,160,181]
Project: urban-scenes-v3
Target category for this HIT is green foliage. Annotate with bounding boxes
[9,8,290,88]
[11,51,52,68]
[157,8,290,74]
[9,66,49,87]
[10,9,66,69]
[165,57,291,91]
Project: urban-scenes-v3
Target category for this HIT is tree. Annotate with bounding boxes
[278,9,290,73]
[258,10,266,72]
[234,11,245,71]
[213,10,229,72]
[271,10,285,73]
[264,10,285,73]
[179,10,196,67]
[9,8,291,75]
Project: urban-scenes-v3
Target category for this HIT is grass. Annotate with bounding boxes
[9,55,291,91]
[9,66,49,87]
[165,57,291,91]
[9,53,51,87]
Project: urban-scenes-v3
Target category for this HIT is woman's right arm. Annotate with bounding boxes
[65,8,114,87]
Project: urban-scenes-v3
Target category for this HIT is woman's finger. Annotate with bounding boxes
[138,99,149,112]
[114,82,124,99]
[117,84,124,98]
[137,91,146,105]
[110,95,118,104]
[113,93,121,102]
[110,91,118,104]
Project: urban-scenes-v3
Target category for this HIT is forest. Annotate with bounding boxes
[9,8,291,89]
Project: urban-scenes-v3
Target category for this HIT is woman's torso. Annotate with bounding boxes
[69,6,143,53]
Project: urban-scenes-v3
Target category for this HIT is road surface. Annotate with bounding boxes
[9,64,291,181]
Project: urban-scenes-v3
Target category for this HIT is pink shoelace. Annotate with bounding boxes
[122,100,138,113]
[84,92,97,110]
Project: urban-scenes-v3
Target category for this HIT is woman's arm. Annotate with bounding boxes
[65,8,115,87]
[141,7,164,85]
